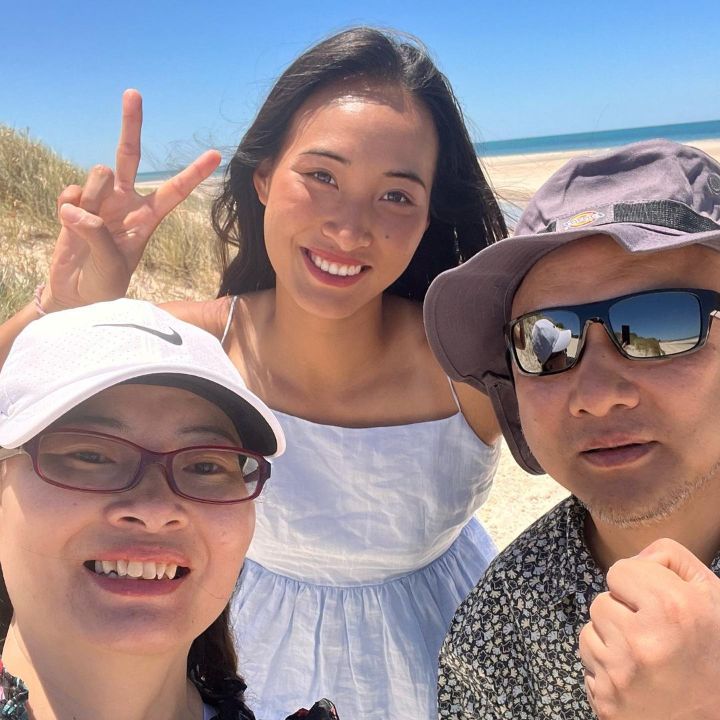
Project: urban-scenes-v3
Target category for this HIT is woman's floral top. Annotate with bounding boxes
[0,660,29,720]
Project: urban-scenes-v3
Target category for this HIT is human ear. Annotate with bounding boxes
[253,159,274,206]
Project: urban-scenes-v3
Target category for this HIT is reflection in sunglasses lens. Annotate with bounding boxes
[609,292,701,358]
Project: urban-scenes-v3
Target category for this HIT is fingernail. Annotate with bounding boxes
[61,204,83,223]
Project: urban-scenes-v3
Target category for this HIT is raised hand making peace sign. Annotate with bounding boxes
[43,89,221,311]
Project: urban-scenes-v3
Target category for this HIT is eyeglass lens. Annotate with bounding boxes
[512,291,703,374]
[36,433,261,501]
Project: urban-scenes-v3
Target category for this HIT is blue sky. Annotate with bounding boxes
[2,0,719,172]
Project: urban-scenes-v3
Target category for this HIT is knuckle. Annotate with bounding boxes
[627,630,671,668]
[606,557,635,585]
[648,537,676,553]
[90,164,113,179]
[589,591,612,620]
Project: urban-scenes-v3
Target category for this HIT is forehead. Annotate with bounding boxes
[281,80,438,161]
[54,384,238,440]
[512,235,720,316]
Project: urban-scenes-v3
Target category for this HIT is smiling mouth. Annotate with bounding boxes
[583,442,646,454]
[304,248,368,277]
[84,559,190,581]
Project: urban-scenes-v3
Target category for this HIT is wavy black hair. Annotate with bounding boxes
[214,26,507,301]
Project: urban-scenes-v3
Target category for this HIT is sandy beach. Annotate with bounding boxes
[483,138,720,207]
[474,137,720,549]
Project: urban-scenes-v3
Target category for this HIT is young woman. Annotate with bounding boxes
[0,28,507,719]
[0,298,337,720]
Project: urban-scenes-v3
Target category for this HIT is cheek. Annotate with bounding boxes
[660,351,720,441]
[515,377,570,471]
[516,378,563,438]
[204,505,255,585]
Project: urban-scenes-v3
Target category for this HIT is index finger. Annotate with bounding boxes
[151,149,222,218]
[115,89,143,190]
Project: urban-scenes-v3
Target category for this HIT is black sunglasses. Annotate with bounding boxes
[506,288,720,376]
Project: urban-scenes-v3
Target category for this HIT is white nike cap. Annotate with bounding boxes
[0,298,285,457]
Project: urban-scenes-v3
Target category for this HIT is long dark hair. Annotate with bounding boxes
[213,26,507,301]
[0,573,254,719]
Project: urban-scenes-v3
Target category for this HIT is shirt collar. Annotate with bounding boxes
[549,496,720,604]
[548,496,605,605]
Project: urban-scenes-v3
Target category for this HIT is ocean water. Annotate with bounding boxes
[475,119,720,157]
[136,120,719,183]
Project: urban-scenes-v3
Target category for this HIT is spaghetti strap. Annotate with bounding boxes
[446,376,462,412]
[220,295,239,349]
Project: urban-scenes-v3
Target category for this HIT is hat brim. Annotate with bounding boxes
[424,222,720,474]
[0,366,285,458]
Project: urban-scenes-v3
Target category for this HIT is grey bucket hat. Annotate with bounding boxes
[424,139,720,474]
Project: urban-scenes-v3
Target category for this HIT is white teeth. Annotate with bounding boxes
[127,561,143,578]
[309,251,362,277]
[91,559,182,580]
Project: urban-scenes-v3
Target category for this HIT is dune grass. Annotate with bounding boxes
[0,125,221,321]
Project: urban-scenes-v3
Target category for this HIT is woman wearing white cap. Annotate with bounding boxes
[0,299,337,720]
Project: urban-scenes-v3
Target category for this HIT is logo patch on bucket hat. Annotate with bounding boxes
[563,209,605,230]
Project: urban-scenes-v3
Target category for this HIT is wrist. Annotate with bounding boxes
[33,283,68,316]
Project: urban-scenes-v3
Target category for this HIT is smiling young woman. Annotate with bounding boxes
[0,28,507,719]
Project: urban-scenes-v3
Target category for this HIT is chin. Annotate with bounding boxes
[295,287,377,320]
[74,605,209,655]
[579,486,697,529]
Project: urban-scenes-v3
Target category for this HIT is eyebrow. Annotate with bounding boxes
[177,425,240,445]
[55,414,127,430]
[301,149,428,190]
[53,415,238,444]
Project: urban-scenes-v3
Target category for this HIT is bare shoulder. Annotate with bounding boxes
[159,297,231,339]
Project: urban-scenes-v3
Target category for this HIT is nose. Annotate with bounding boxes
[321,200,373,251]
[104,463,189,532]
[568,322,641,417]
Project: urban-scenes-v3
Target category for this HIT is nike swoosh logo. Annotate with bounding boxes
[94,323,183,345]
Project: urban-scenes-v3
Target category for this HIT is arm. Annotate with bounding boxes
[0,89,220,367]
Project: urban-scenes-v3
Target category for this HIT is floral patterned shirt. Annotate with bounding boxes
[437,496,720,719]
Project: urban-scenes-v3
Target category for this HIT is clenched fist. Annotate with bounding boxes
[580,538,720,720]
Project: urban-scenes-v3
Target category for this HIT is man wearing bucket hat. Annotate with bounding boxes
[425,139,720,720]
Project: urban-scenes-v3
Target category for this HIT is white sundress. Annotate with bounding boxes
[222,299,500,720]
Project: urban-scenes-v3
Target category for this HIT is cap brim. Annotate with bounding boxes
[0,366,285,458]
[424,222,720,474]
